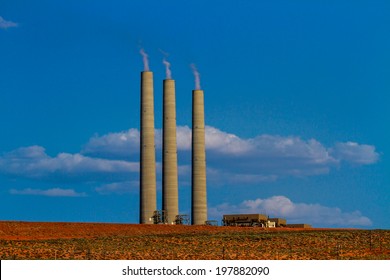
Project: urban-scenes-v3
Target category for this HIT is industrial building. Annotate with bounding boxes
[286,224,312,229]
[221,214,310,228]
[222,214,268,227]
[137,54,310,228]
[268,218,287,227]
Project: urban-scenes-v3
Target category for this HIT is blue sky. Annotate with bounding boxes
[1,0,389,228]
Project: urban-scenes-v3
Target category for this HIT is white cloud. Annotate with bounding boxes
[9,188,86,197]
[205,132,337,179]
[176,126,192,150]
[209,196,372,227]
[81,126,379,176]
[330,142,379,165]
[204,128,379,167]
[206,127,378,182]
[0,145,139,182]
[82,129,140,159]
[83,125,251,154]
[207,167,278,185]
[95,181,138,195]
[0,126,380,187]
[206,126,253,154]
[83,126,192,156]
[0,16,18,29]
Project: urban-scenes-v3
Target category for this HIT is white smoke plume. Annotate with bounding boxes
[139,48,150,71]
[190,63,201,90]
[0,16,18,29]
[163,58,172,79]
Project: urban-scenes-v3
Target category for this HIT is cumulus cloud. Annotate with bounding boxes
[176,126,192,150]
[53,126,378,185]
[95,181,139,195]
[83,127,190,157]
[209,196,372,227]
[206,126,253,154]
[82,129,140,159]
[206,127,377,181]
[176,125,251,154]
[205,133,337,178]
[0,16,18,29]
[83,126,251,154]
[207,167,277,186]
[84,126,334,183]
[0,126,380,187]
[9,188,86,197]
[330,142,379,165]
[83,126,378,168]
[0,145,139,182]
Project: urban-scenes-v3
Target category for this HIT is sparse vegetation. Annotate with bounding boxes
[0,221,389,260]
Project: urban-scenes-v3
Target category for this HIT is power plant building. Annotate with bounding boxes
[135,58,311,227]
[136,64,307,227]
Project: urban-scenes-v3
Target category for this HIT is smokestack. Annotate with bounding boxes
[140,71,157,224]
[191,89,207,225]
[162,79,179,224]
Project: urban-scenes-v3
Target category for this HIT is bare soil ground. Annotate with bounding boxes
[0,221,389,260]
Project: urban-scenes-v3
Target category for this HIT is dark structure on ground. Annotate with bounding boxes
[222,214,268,227]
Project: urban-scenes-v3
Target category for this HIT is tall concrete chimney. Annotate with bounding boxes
[191,89,207,225]
[140,71,157,224]
[162,79,179,224]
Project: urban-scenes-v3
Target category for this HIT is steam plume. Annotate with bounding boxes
[163,58,172,79]
[139,48,150,71]
[190,63,201,90]
[0,16,18,29]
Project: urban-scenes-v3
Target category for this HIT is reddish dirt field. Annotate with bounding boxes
[1,221,389,260]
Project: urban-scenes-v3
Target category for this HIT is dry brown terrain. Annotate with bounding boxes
[0,221,389,260]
